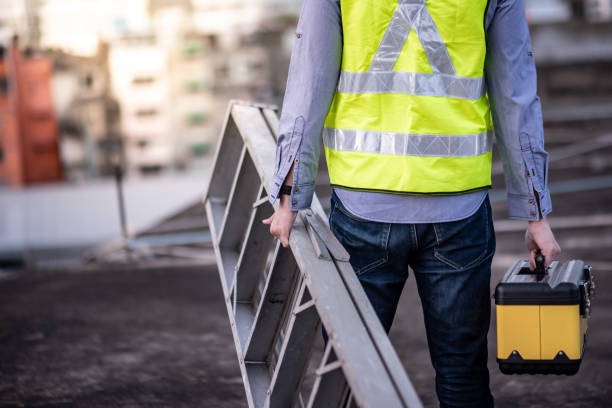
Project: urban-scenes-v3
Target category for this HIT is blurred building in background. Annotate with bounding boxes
[524,0,612,124]
[0,40,62,187]
[149,0,214,174]
[109,39,174,175]
[0,0,301,180]
[177,0,301,169]
[526,0,612,23]
[52,44,122,180]
[585,0,612,21]
[0,0,611,184]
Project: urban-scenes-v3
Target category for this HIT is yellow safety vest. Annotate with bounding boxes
[324,0,493,195]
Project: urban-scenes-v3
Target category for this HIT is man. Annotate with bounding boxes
[263,0,561,406]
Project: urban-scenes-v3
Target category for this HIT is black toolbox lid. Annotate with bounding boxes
[495,260,585,305]
[495,282,581,305]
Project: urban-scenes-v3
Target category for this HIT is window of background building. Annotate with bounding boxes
[132,76,155,86]
[205,34,218,51]
[186,111,208,125]
[135,108,158,117]
[183,41,205,58]
[83,74,93,89]
[0,75,9,93]
[185,79,206,92]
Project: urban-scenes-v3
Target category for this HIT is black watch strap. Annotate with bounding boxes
[279,184,293,196]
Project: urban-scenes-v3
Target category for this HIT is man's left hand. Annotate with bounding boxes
[263,194,298,248]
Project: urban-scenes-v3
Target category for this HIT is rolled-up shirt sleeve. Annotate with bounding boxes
[268,0,342,210]
[485,0,552,220]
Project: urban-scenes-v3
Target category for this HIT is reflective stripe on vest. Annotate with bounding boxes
[324,127,493,158]
[324,0,493,195]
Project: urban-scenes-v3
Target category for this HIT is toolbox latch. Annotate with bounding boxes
[580,265,594,317]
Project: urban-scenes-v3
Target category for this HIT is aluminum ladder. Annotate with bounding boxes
[203,100,423,408]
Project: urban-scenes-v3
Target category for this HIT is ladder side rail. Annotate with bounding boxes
[334,259,423,407]
[282,216,405,407]
[297,152,422,406]
[305,199,422,407]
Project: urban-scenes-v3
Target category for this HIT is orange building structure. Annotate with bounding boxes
[0,40,62,187]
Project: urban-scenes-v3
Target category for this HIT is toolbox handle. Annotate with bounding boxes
[535,250,546,281]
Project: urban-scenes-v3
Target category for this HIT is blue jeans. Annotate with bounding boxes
[328,191,495,408]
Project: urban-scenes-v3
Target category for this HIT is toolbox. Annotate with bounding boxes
[494,254,594,375]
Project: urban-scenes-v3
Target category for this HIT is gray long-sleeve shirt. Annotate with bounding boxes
[268,0,552,223]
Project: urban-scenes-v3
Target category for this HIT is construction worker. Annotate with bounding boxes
[263,0,561,406]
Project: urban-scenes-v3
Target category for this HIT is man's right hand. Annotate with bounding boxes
[525,216,561,270]
[262,194,298,248]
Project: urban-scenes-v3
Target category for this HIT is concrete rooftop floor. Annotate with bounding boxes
[1,122,612,407]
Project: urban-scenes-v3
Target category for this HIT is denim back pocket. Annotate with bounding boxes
[432,197,492,270]
[329,194,390,276]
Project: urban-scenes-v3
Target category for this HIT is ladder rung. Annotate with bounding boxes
[266,285,321,408]
[220,147,261,250]
[217,143,246,245]
[220,248,240,293]
[235,194,276,302]
[205,198,238,295]
[268,273,305,371]
[206,114,244,201]
[235,302,256,351]
[308,341,348,408]
[315,361,343,377]
[308,369,347,408]
[205,198,226,246]
[253,196,270,208]
[245,362,271,408]
[230,281,236,313]
[293,299,315,315]
[243,244,299,362]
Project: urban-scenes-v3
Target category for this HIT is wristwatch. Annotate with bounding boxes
[279,184,293,196]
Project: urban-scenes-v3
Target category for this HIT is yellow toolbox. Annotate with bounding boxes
[495,255,594,375]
